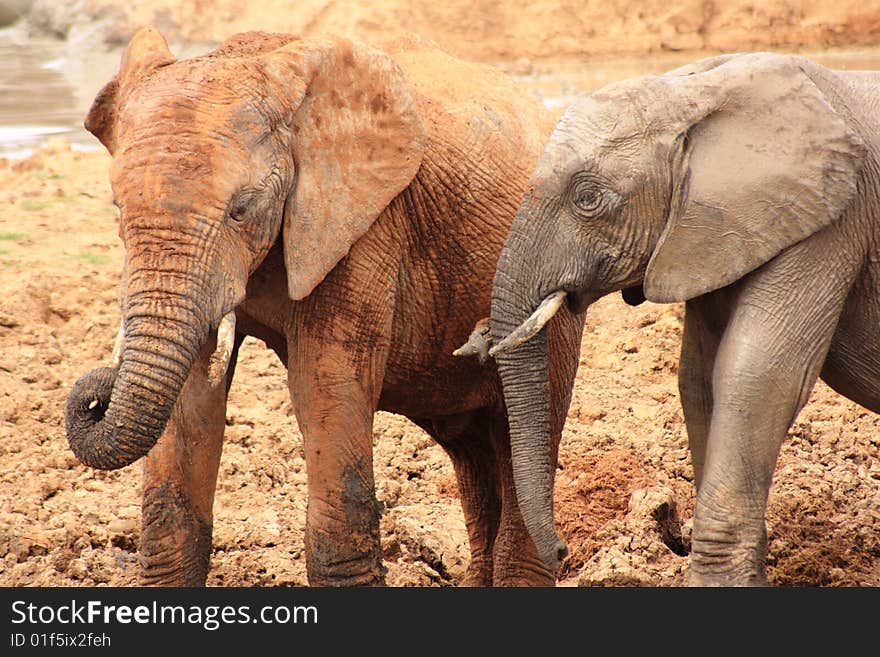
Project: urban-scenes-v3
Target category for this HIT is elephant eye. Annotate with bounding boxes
[228,193,253,223]
[574,187,601,213]
[572,180,605,216]
[570,175,623,219]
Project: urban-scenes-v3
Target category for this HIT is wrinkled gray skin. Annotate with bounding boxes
[489,52,880,585]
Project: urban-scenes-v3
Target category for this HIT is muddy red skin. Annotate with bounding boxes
[64,27,583,586]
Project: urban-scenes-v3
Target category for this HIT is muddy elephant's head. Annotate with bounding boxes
[488,52,866,571]
[65,27,426,470]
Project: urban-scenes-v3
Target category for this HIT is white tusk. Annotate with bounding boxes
[111,320,124,368]
[489,290,566,357]
[208,312,236,387]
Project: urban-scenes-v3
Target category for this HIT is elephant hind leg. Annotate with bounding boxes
[416,411,501,587]
[691,252,857,586]
[679,295,729,491]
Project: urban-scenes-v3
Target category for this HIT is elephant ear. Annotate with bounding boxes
[84,26,176,153]
[266,37,427,301]
[644,54,866,303]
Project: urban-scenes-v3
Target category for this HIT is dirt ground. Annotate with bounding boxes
[29,0,880,62]
[1,1,880,587]
[1,138,878,588]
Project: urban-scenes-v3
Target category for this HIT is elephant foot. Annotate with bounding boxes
[305,544,387,586]
[688,516,769,586]
[307,571,387,587]
[687,566,769,587]
[492,561,556,587]
[304,464,386,587]
[305,532,387,587]
[688,572,769,587]
[458,555,494,587]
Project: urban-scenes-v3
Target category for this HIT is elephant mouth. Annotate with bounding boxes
[458,285,591,361]
[564,287,590,315]
[621,284,647,307]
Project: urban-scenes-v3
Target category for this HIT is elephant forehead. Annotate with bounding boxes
[533,99,654,187]
[109,128,246,216]
[118,58,281,143]
[570,77,674,142]
[111,71,277,196]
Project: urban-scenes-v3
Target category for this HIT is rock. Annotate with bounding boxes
[108,518,137,552]
[387,503,468,583]
[386,559,435,587]
[107,518,136,535]
[67,557,88,580]
[579,548,657,587]
[569,402,606,423]
[579,487,688,587]
[39,474,63,500]
[630,402,658,421]
[7,536,32,563]
[82,479,106,492]
[52,548,75,573]
[377,479,402,508]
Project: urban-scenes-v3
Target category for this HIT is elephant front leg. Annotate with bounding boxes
[688,264,852,586]
[289,358,385,587]
[139,333,243,586]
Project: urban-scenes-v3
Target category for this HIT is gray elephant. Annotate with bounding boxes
[480,52,880,585]
[64,27,583,586]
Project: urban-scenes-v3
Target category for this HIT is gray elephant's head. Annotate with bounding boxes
[488,52,865,571]
[65,27,426,470]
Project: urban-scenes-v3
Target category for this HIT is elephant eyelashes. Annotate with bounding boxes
[573,186,601,213]
[228,193,254,223]
[570,178,621,219]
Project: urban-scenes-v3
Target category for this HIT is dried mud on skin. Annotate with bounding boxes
[1,141,879,588]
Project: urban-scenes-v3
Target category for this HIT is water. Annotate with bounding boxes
[1,27,879,159]
[0,28,101,157]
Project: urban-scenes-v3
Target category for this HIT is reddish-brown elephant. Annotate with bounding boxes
[64,26,583,586]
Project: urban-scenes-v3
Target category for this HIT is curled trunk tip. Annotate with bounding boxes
[65,366,139,470]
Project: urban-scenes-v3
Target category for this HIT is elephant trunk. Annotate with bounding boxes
[65,290,211,470]
[490,235,569,572]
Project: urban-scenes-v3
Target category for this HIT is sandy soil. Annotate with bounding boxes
[28,0,880,63]
[2,0,880,587]
[0,135,878,587]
